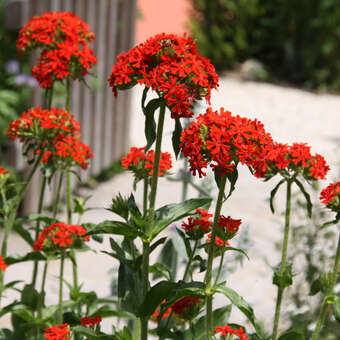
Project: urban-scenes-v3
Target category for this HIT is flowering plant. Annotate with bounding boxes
[0,12,339,340]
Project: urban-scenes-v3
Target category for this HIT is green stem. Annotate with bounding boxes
[58,251,65,324]
[141,100,166,340]
[181,158,189,202]
[65,78,71,112]
[35,261,48,340]
[190,320,195,340]
[311,230,340,340]
[53,171,64,221]
[272,180,292,340]
[31,176,47,287]
[47,84,54,109]
[134,318,141,340]
[214,251,225,287]
[143,178,148,215]
[0,154,42,306]
[204,175,227,340]
[183,240,199,281]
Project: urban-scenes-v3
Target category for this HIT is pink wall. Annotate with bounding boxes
[136,0,191,43]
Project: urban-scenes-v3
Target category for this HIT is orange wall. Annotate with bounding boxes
[136,0,191,43]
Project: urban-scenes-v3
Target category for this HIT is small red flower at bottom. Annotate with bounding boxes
[81,315,102,327]
[0,256,8,272]
[44,323,70,340]
[0,166,8,175]
[320,181,340,213]
[215,324,249,340]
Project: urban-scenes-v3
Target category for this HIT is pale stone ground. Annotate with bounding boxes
[1,78,339,334]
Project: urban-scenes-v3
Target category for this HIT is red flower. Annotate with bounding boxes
[170,296,202,321]
[206,233,230,248]
[218,215,242,240]
[17,12,96,88]
[264,142,330,180]
[180,107,273,178]
[320,182,340,213]
[152,300,172,322]
[44,323,70,340]
[215,324,249,340]
[81,315,102,327]
[109,33,219,119]
[34,222,90,252]
[0,256,8,272]
[182,208,213,239]
[122,146,172,179]
[0,166,8,175]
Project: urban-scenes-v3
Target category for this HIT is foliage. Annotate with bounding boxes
[190,0,340,91]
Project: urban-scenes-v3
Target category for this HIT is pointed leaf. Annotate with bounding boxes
[13,222,34,247]
[143,98,163,151]
[85,220,141,238]
[334,295,340,323]
[172,118,182,159]
[152,198,212,239]
[225,167,238,199]
[270,179,285,214]
[5,252,46,266]
[214,284,263,338]
[294,179,312,218]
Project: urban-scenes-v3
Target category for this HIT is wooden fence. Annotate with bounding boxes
[4,0,136,213]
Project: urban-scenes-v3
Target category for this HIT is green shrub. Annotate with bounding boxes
[190,0,340,91]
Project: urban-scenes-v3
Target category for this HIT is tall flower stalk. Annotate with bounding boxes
[141,101,166,340]
[204,175,227,339]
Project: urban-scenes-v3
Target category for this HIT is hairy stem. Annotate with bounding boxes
[141,100,166,340]
[204,175,227,340]
[272,180,292,340]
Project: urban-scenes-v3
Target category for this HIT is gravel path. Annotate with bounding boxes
[1,78,339,333]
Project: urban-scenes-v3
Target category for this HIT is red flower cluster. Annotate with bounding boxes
[6,107,92,170]
[206,233,230,248]
[0,166,8,175]
[121,146,172,178]
[320,182,340,213]
[264,142,330,180]
[6,106,80,142]
[180,107,273,178]
[81,315,102,327]
[182,208,213,240]
[108,33,219,119]
[34,222,90,252]
[171,296,202,321]
[0,256,8,272]
[217,215,242,240]
[44,323,70,340]
[215,324,249,340]
[17,12,96,88]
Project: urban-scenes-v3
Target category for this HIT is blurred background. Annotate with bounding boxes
[1,0,340,338]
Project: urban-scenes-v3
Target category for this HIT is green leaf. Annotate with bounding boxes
[5,252,46,266]
[89,305,134,319]
[150,263,172,281]
[172,118,182,159]
[138,281,205,317]
[334,295,340,323]
[309,278,322,296]
[13,222,34,247]
[224,247,250,261]
[269,179,285,214]
[152,198,212,239]
[185,305,232,340]
[73,326,113,339]
[214,284,263,337]
[20,284,40,311]
[0,301,21,318]
[108,193,129,221]
[150,237,167,253]
[294,179,312,218]
[225,166,238,199]
[85,220,141,238]
[278,331,305,340]
[142,97,163,151]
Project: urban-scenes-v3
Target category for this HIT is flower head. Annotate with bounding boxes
[215,324,249,340]
[109,33,219,119]
[320,181,340,213]
[217,215,242,240]
[34,222,90,253]
[81,315,102,327]
[44,323,70,340]
[262,142,330,181]
[17,12,96,88]
[122,146,172,179]
[182,208,213,239]
[180,107,273,178]
[0,256,8,272]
